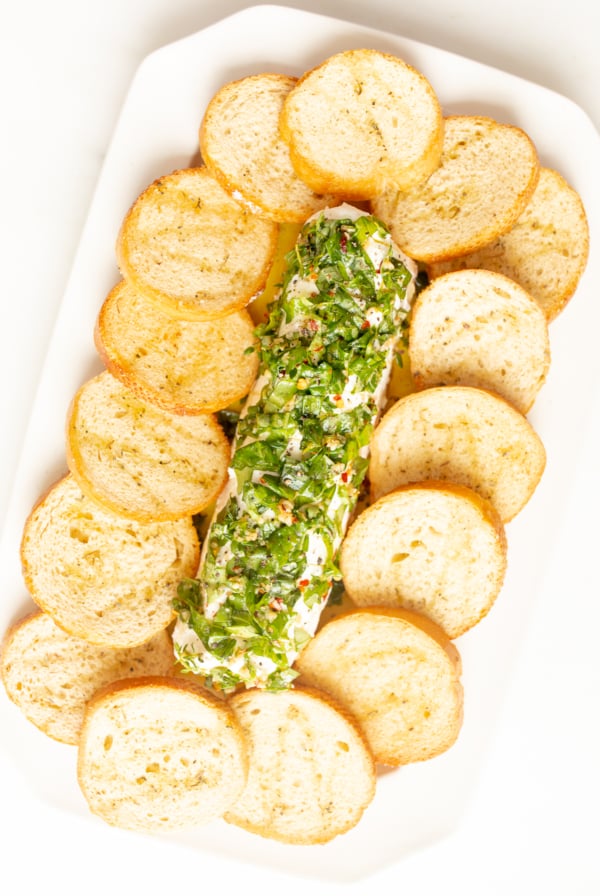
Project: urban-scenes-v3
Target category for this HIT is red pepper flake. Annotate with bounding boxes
[361,320,371,330]
[333,394,342,402]
[341,471,349,483]
[298,579,310,589]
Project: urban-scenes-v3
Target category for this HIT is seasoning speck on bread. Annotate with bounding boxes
[280,48,444,199]
[372,115,540,262]
[95,279,259,414]
[20,474,199,647]
[295,608,463,766]
[116,167,278,320]
[66,370,230,522]
[0,612,175,744]
[225,687,376,843]
[77,677,247,832]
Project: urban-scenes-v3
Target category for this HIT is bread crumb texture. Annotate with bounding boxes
[426,168,590,320]
[408,268,550,413]
[66,371,230,521]
[77,677,248,832]
[200,73,339,222]
[116,167,278,319]
[372,115,540,262]
[20,475,199,647]
[369,385,546,522]
[225,687,375,843]
[95,279,259,414]
[296,608,463,766]
[0,612,174,743]
[280,48,443,198]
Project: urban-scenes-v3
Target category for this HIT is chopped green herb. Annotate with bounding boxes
[173,209,415,691]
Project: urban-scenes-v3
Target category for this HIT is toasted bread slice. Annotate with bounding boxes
[225,687,375,844]
[20,475,199,647]
[78,676,247,833]
[66,370,230,522]
[408,268,550,413]
[116,167,278,320]
[340,482,507,638]
[279,48,443,199]
[426,168,590,320]
[295,608,463,766]
[95,279,259,414]
[372,115,539,262]
[0,612,175,744]
[200,73,338,222]
[369,385,546,522]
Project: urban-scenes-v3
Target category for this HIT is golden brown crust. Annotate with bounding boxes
[65,371,230,522]
[83,673,222,711]
[78,676,248,832]
[295,609,463,766]
[94,280,259,415]
[225,686,376,844]
[326,605,462,674]
[20,474,199,647]
[280,48,444,199]
[425,167,590,320]
[372,115,540,263]
[200,73,339,222]
[116,167,279,321]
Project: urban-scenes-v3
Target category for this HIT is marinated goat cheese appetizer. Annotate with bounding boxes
[173,205,416,690]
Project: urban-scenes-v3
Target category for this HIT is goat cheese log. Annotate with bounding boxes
[173,206,416,690]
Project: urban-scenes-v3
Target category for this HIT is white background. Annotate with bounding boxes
[1,2,599,894]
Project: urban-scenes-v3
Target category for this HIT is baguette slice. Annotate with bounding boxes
[20,474,199,647]
[408,268,550,413]
[340,482,507,638]
[372,115,539,262]
[95,279,259,414]
[426,167,590,320]
[225,687,375,844]
[0,612,174,744]
[200,73,338,222]
[295,608,463,766]
[116,167,278,320]
[66,370,230,522]
[280,48,443,199]
[78,677,247,833]
[369,385,546,522]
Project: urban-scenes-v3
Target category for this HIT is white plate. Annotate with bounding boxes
[1,3,599,883]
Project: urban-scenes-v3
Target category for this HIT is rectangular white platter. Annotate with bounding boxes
[1,3,599,884]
